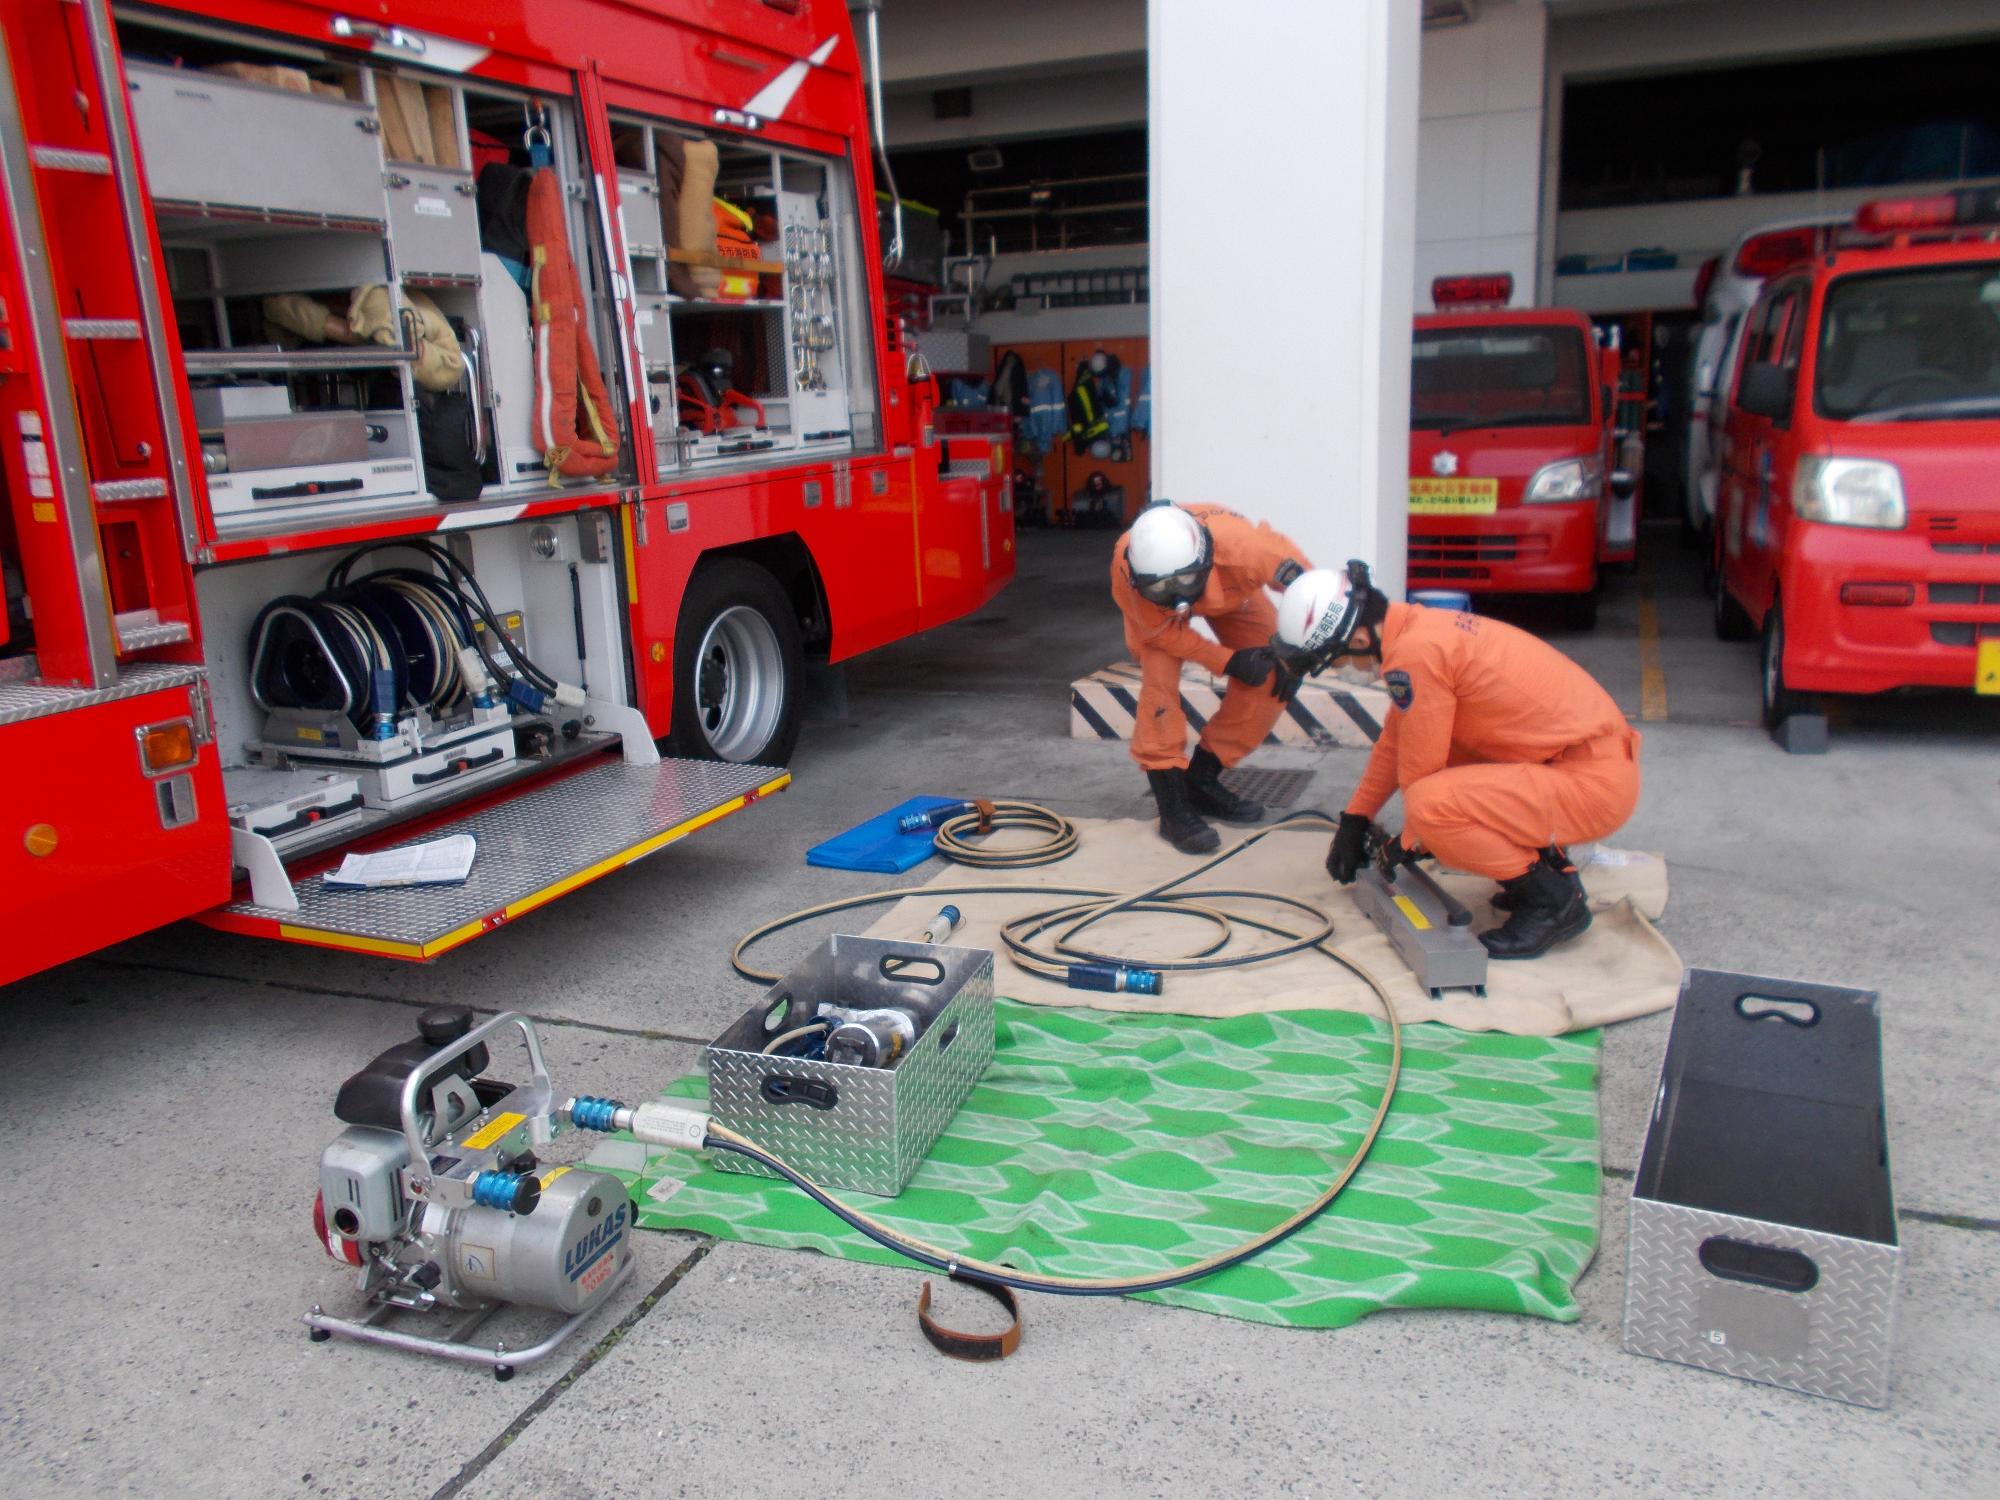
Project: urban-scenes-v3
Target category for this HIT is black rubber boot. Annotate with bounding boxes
[1185,746,1264,824]
[1481,857,1592,959]
[1147,769,1220,855]
[1490,846,1582,912]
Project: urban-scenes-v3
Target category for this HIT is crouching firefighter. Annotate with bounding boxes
[1112,502,1313,854]
[1275,563,1642,959]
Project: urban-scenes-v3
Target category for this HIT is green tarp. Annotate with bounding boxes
[596,1002,1602,1328]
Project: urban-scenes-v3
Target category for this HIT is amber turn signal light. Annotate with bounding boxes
[138,719,196,774]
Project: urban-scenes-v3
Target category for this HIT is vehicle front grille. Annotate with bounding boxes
[1928,583,2000,604]
[1931,540,2000,555]
[1408,534,1553,566]
[1929,621,2000,646]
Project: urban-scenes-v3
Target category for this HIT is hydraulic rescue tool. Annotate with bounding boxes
[1352,825,1489,999]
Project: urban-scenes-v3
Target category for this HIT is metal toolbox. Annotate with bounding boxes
[632,293,674,373]
[618,171,666,259]
[386,167,481,281]
[706,935,995,1197]
[1624,968,1901,1408]
[125,63,386,223]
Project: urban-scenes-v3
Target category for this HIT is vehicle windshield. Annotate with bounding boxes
[1815,262,2000,421]
[1410,324,1592,430]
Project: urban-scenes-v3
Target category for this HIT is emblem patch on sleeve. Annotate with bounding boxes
[1384,669,1414,709]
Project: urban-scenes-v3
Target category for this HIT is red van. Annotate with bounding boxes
[1713,191,2000,742]
[1407,277,1635,629]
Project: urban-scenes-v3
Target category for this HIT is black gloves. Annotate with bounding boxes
[1272,660,1304,703]
[1327,812,1372,884]
[1224,647,1276,687]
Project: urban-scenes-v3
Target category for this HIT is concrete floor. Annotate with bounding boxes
[3,524,1996,1499]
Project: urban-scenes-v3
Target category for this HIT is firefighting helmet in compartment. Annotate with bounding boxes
[1276,561,1389,671]
[1124,502,1213,609]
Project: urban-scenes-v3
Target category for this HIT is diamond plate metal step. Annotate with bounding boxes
[206,755,789,959]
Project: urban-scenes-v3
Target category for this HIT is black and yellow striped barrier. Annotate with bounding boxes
[1069,661,1388,750]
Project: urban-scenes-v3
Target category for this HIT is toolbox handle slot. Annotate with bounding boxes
[1734,993,1820,1027]
[881,954,944,985]
[411,747,506,786]
[1699,1236,1819,1293]
[761,1074,838,1110]
[762,992,797,1032]
[935,1020,960,1053]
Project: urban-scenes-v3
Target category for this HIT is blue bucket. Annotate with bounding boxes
[1410,588,1473,613]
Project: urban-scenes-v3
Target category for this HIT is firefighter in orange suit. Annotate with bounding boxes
[1276,562,1641,959]
[1112,502,1313,854]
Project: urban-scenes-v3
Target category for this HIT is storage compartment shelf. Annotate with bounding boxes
[202,485,619,562]
[667,296,786,309]
[185,346,415,374]
[152,202,385,239]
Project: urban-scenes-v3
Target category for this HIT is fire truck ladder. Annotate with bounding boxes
[0,0,201,692]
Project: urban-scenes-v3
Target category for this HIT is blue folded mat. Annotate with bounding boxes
[805,795,960,873]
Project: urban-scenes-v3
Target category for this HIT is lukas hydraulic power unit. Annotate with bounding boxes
[307,1009,640,1379]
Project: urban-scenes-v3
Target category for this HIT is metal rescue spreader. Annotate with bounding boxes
[1351,827,1489,998]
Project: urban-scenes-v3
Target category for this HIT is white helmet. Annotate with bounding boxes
[1276,561,1381,666]
[1125,503,1212,609]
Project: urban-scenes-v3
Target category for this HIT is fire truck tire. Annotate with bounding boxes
[1760,599,1812,732]
[671,560,802,765]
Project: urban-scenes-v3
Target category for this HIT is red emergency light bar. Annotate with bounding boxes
[1854,188,2000,235]
[1432,273,1513,308]
[1734,228,1817,277]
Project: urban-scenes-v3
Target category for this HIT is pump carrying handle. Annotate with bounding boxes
[397,1011,551,1168]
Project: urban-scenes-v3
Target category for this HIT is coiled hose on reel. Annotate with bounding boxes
[720,810,1402,1298]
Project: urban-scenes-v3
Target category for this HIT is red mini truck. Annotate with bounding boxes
[1407,275,1634,628]
[1713,188,2000,745]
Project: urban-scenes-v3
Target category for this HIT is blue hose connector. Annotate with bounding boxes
[471,1169,540,1215]
[1065,963,1163,996]
[897,801,973,834]
[569,1095,623,1133]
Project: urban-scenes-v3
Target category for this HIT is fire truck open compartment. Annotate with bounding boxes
[116,12,637,531]
[193,511,633,858]
[610,111,879,474]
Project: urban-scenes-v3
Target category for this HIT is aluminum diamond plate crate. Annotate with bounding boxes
[707,935,995,1197]
[1623,968,1900,1408]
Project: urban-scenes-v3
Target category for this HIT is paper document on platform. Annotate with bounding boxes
[324,834,477,890]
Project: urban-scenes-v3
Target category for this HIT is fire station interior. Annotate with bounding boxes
[4,4,2000,1500]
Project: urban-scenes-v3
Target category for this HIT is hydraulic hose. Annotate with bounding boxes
[931,799,1079,868]
[710,811,1404,1298]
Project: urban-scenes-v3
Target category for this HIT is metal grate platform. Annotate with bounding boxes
[0,660,204,726]
[210,756,788,958]
[1219,766,1319,810]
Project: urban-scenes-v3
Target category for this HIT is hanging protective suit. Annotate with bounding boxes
[525,168,622,482]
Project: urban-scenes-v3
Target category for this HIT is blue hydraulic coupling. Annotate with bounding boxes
[897,802,974,834]
[470,1169,541,1215]
[921,904,962,945]
[1065,963,1163,996]
[567,1095,623,1133]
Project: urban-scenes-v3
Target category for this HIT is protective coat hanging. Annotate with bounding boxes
[526,168,621,482]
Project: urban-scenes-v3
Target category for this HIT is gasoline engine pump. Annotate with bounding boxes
[308,1009,640,1379]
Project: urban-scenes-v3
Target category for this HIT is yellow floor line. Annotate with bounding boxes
[1637,564,1669,723]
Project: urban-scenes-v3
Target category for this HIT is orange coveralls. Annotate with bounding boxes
[1346,603,1641,879]
[1110,505,1309,771]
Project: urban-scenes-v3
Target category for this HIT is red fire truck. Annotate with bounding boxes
[1712,189,2000,741]
[1406,275,1636,628]
[0,0,1013,985]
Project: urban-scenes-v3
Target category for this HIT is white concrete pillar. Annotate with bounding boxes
[1148,0,1420,599]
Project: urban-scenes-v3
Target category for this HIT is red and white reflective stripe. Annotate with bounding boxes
[744,35,839,120]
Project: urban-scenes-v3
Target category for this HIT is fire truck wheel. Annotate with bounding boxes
[671,560,802,765]
[1760,599,1811,731]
